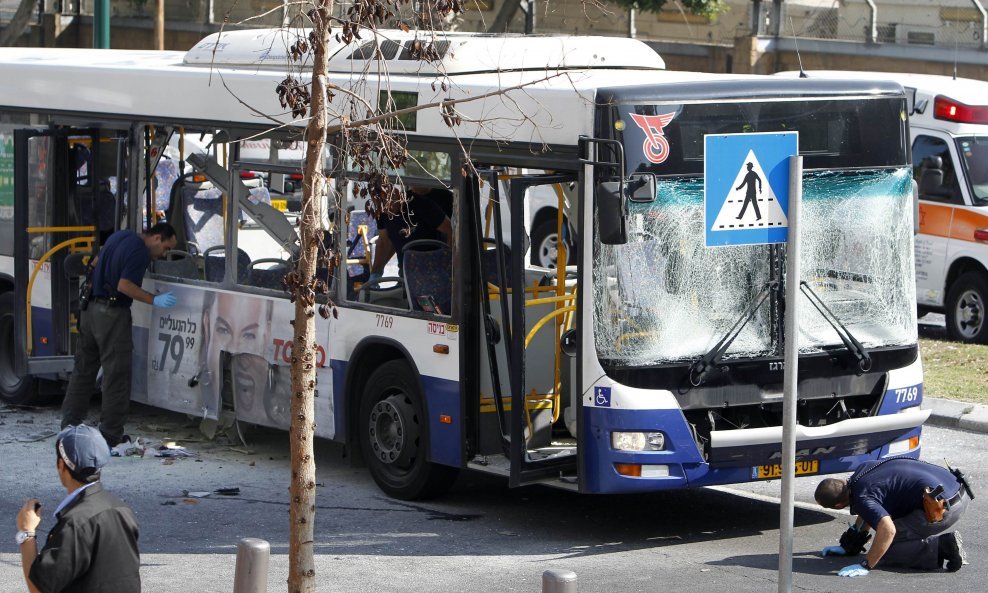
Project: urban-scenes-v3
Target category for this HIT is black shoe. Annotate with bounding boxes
[939,532,966,572]
[102,431,130,448]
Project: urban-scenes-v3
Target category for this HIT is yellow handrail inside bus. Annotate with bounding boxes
[27,226,96,234]
[26,236,94,354]
[525,306,576,350]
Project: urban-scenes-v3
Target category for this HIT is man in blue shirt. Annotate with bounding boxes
[15,424,140,593]
[815,457,971,576]
[61,223,179,446]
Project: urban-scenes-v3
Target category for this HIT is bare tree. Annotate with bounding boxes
[275,3,465,592]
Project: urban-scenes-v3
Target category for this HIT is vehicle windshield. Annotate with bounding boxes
[592,98,916,367]
[956,136,988,206]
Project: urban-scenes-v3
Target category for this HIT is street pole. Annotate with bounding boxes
[778,154,802,593]
[154,0,165,50]
[93,0,109,48]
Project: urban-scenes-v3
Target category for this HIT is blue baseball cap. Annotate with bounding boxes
[57,424,110,474]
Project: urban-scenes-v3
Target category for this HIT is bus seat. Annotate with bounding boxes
[151,249,198,279]
[402,240,452,314]
[63,252,93,279]
[203,245,251,284]
[154,159,180,214]
[242,187,272,224]
[479,241,511,288]
[347,210,378,278]
[183,186,225,252]
[615,239,666,308]
[247,258,290,291]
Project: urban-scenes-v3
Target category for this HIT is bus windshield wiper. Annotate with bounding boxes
[799,281,872,374]
[689,281,779,387]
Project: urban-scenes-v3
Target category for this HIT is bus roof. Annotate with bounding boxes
[184,28,667,74]
[0,33,908,148]
[777,70,988,131]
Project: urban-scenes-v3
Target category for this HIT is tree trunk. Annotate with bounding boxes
[487,0,522,33]
[0,0,37,47]
[154,0,165,50]
[288,2,332,592]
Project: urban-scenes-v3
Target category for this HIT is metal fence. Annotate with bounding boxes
[778,0,987,50]
[4,0,987,51]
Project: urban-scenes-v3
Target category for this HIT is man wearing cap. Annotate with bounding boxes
[61,222,179,447]
[15,425,140,593]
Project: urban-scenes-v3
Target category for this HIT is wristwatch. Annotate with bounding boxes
[15,530,36,546]
[860,559,872,570]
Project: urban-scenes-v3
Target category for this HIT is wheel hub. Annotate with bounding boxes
[539,232,559,268]
[368,394,419,466]
[956,289,984,338]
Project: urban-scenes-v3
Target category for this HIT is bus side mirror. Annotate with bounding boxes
[597,180,628,245]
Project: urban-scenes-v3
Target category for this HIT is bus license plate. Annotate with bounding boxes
[753,460,819,480]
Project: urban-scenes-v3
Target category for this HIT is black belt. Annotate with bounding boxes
[946,488,965,509]
[92,296,128,308]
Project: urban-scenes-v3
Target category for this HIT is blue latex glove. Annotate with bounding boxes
[821,546,847,557]
[837,563,869,577]
[153,292,177,308]
[368,272,382,283]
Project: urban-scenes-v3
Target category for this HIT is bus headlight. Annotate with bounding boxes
[611,431,665,451]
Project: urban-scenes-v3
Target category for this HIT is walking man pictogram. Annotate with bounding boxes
[736,162,762,221]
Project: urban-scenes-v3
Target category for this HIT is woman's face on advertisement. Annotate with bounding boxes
[208,294,264,370]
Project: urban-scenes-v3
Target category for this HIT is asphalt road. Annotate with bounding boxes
[0,403,982,593]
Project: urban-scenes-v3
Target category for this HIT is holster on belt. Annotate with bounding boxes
[922,484,946,523]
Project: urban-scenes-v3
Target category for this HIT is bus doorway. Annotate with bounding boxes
[470,170,580,488]
[2,128,125,405]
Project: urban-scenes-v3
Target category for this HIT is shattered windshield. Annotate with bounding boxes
[593,169,917,365]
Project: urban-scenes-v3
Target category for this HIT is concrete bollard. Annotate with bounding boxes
[233,538,270,593]
[542,569,577,593]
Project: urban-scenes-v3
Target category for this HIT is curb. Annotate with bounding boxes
[923,397,988,434]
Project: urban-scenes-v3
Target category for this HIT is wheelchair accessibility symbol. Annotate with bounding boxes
[594,386,612,407]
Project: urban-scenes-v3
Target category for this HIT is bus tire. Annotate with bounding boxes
[359,359,458,500]
[945,272,988,344]
[0,292,39,405]
[530,219,574,269]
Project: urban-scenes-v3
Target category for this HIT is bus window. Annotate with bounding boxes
[353,185,454,312]
[912,135,963,204]
[0,125,22,257]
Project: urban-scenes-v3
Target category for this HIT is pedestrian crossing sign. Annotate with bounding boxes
[704,132,798,247]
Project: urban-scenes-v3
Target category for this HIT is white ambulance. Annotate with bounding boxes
[779,71,988,343]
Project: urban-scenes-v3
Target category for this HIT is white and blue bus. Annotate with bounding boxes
[0,29,928,499]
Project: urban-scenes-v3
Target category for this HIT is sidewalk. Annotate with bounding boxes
[924,396,988,434]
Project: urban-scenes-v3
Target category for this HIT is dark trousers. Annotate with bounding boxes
[61,301,133,446]
[882,491,969,570]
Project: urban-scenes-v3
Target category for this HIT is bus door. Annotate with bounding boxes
[11,128,123,394]
[473,170,578,487]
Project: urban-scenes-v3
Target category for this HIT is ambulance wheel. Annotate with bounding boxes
[945,272,988,344]
[359,360,458,500]
[0,292,39,405]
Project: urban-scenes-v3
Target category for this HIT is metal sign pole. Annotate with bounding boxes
[778,155,803,593]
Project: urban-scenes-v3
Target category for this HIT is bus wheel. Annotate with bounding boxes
[946,272,988,344]
[0,292,38,405]
[359,360,458,500]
